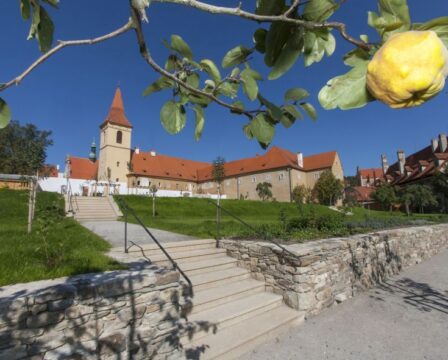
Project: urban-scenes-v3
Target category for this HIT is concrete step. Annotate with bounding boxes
[122,239,217,254]
[182,306,304,360]
[183,292,284,342]
[176,256,238,276]
[189,268,250,291]
[109,247,227,265]
[191,279,265,314]
[75,215,117,221]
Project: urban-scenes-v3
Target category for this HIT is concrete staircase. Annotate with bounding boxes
[72,196,120,221]
[109,239,304,359]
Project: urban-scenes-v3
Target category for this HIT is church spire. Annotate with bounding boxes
[89,139,97,162]
[100,87,133,129]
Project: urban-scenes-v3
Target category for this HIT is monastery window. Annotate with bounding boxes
[251,176,256,183]
[115,178,119,182]
[238,179,241,185]
[116,131,123,144]
[265,175,271,181]
[116,161,120,167]
[278,173,285,181]
[137,180,141,186]
[314,173,320,180]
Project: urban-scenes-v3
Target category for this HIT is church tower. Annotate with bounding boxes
[98,88,132,183]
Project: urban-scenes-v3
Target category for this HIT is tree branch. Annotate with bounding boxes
[0,19,134,92]
[129,5,254,118]
[152,0,371,50]
[284,0,301,18]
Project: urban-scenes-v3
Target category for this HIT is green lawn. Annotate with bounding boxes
[115,195,448,241]
[0,189,124,287]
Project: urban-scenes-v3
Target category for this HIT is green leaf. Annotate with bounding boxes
[20,0,31,20]
[0,98,11,129]
[303,0,338,21]
[200,59,222,83]
[368,0,411,40]
[241,69,259,101]
[193,106,205,141]
[284,88,309,103]
[186,73,200,89]
[318,61,374,110]
[36,6,54,52]
[255,0,285,16]
[42,0,59,8]
[243,66,263,81]
[243,123,254,139]
[143,77,174,96]
[264,22,293,67]
[160,100,187,135]
[188,93,213,107]
[217,81,239,99]
[253,28,268,53]
[27,4,40,40]
[268,29,303,80]
[413,17,448,48]
[300,103,317,121]
[222,46,253,68]
[323,33,336,56]
[281,105,302,128]
[258,94,283,121]
[165,55,178,71]
[170,35,193,60]
[343,47,370,67]
[250,113,275,147]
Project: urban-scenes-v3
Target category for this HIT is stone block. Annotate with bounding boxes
[26,311,64,329]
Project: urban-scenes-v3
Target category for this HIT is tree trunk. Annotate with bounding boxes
[152,194,156,217]
[27,179,33,234]
[405,202,410,216]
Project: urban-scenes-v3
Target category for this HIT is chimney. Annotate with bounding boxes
[439,133,447,152]
[397,150,405,174]
[431,138,439,153]
[297,152,304,168]
[135,147,140,155]
[381,154,389,174]
[150,150,157,157]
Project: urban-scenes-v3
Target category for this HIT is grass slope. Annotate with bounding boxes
[0,189,123,287]
[116,196,448,241]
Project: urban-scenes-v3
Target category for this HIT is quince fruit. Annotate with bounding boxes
[366,31,448,108]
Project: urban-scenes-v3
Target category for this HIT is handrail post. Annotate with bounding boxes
[216,203,221,240]
[124,206,128,253]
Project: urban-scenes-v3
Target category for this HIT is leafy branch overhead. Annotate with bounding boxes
[0,0,447,147]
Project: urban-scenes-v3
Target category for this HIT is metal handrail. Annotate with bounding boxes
[67,181,79,214]
[116,197,193,296]
[206,199,298,259]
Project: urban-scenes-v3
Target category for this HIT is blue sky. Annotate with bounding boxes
[0,0,446,176]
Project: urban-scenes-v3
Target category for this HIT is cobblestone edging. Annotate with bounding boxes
[219,224,448,316]
[0,267,185,360]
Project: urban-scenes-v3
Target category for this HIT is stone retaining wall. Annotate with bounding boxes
[219,224,448,316]
[0,267,185,360]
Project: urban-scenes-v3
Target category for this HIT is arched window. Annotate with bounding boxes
[116,131,123,144]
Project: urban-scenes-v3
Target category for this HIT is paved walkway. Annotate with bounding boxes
[241,249,448,360]
[81,220,195,248]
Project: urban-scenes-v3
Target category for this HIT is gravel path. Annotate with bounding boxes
[241,249,448,360]
[81,220,195,248]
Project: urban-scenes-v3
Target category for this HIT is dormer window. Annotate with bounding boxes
[116,130,123,144]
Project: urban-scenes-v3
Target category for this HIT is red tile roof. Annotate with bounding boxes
[346,186,376,202]
[386,144,447,185]
[100,88,132,129]
[131,151,209,181]
[68,157,98,180]
[130,146,338,182]
[358,168,384,179]
[41,165,59,178]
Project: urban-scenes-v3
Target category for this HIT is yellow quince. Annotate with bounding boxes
[366,31,448,108]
